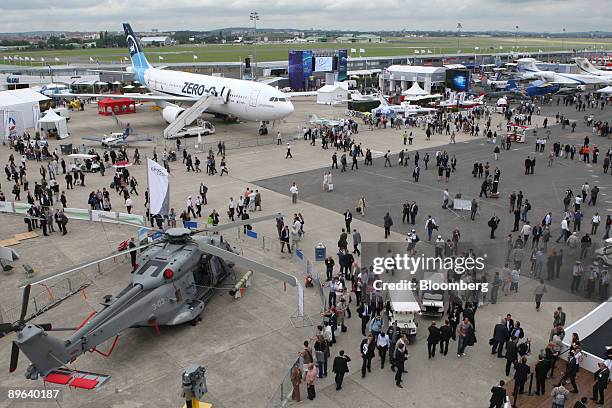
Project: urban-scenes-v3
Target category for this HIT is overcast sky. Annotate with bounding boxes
[1,0,610,33]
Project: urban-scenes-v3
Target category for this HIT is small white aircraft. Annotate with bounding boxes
[436,94,484,109]
[59,24,294,129]
[308,114,343,127]
[377,95,437,115]
[82,129,153,147]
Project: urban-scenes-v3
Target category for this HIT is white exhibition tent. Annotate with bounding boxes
[316,82,348,105]
[0,88,49,132]
[402,81,429,97]
[596,86,612,94]
[38,109,68,139]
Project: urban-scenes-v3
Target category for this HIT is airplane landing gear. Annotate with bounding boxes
[259,121,269,136]
[258,122,268,135]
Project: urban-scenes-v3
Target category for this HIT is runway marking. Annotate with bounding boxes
[591,175,600,178]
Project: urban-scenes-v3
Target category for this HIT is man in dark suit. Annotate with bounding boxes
[553,306,566,327]
[505,314,515,334]
[394,342,407,388]
[439,320,452,356]
[492,318,509,358]
[514,356,531,394]
[534,354,550,395]
[427,321,441,358]
[510,321,524,340]
[344,210,353,232]
[332,350,351,391]
[360,335,375,378]
[505,337,519,376]
[387,321,400,370]
[358,303,370,336]
[559,351,579,393]
[489,380,507,408]
[592,361,610,404]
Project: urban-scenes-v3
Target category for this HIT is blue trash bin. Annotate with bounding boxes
[315,243,326,261]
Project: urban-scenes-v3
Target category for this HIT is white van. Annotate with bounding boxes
[385,288,420,342]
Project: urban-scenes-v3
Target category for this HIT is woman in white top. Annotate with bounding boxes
[322,173,329,191]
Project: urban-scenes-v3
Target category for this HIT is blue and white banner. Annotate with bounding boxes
[147,158,169,216]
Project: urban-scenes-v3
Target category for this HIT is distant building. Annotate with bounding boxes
[140,36,173,47]
[335,34,384,43]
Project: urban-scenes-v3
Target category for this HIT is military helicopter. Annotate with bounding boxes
[1,213,298,381]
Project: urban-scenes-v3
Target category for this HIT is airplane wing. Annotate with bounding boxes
[125,135,154,143]
[54,93,197,103]
[86,69,133,74]
[81,136,105,142]
[284,91,317,98]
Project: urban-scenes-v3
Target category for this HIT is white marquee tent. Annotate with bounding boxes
[402,81,429,97]
[38,109,68,139]
[0,88,49,130]
[316,82,348,105]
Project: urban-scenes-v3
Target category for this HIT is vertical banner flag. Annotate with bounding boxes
[147,158,169,216]
[338,49,348,82]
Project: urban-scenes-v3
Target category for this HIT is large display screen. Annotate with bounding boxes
[302,50,313,79]
[288,50,304,90]
[446,70,470,92]
[314,56,333,72]
[337,49,347,81]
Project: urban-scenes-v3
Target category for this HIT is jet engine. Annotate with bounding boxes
[162,105,185,124]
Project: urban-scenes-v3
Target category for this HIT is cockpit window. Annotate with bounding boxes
[278,97,286,102]
[269,97,275,101]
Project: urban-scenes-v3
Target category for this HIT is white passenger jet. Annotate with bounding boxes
[63,24,294,125]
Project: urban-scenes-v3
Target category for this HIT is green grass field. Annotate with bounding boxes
[2,36,611,65]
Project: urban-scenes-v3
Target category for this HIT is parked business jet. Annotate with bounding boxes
[515,58,610,85]
[63,24,294,125]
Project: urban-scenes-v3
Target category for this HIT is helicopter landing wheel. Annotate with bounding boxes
[189,316,202,326]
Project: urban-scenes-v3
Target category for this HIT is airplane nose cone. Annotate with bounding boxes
[286,101,295,116]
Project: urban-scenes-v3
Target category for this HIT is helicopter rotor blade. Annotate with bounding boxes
[19,285,31,322]
[20,242,161,288]
[95,214,163,234]
[9,342,19,373]
[197,241,297,287]
[0,323,14,333]
[195,212,282,234]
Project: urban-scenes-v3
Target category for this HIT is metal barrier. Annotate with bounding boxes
[226,227,326,408]
[158,134,282,155]
[264,357,300,408]
[0,252,132,326]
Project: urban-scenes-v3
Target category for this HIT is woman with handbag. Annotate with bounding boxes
[357,196,366,216]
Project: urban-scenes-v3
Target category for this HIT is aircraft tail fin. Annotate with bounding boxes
[378,93,389,106]
[574,57,599,75]
[506,80,518,90]
[516,58,539,73]
[123,23,150,82]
